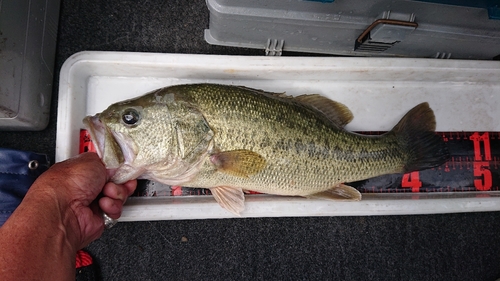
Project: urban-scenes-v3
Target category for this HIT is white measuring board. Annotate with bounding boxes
[57,51,500,221]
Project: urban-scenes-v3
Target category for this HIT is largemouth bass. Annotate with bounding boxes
[83,83,449,215]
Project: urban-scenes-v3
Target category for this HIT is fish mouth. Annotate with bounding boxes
[82,115,124,169]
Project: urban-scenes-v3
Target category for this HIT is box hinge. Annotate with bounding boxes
[265,39,284,56]
[355,11,417,53]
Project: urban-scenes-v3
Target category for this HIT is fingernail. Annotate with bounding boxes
[115,185,125,201]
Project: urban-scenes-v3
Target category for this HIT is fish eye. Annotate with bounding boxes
[122,108,140,125]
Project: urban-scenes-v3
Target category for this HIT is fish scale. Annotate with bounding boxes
[171,84,427,193]
[84,83,448,214]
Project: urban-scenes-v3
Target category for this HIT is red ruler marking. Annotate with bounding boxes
[79,129,96,154]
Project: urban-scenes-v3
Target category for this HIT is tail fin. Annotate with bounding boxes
[391,102,449,173]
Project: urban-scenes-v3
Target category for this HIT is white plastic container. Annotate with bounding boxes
[57,51,500,221]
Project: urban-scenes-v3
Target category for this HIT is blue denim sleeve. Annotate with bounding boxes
[0,148,50,226]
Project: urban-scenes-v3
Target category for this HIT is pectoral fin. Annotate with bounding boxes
[211,186,245,215]
[210,150,266,178]
[306,184,362,201]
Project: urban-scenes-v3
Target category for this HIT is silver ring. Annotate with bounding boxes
[103,213,118,229]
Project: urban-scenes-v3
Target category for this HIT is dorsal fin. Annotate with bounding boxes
[234,86,353,127]
[294,94,354,128]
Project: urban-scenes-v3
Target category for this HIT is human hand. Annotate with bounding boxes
[28,152,136,250]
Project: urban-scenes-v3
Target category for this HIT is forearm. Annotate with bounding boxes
[0,188,79,280]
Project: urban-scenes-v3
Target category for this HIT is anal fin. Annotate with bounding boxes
[210,186,245,216]
[306,184,362,201]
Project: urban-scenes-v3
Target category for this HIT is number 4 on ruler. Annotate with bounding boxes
[402,171,422,192]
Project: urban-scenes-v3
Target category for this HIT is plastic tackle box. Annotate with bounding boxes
[0,0,60,130]
[205,0,500,59]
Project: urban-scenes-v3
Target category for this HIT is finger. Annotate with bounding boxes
[75,202,105,249]
[102,182,127,202]
[88,203,106,238]
[72,152,105,171]
[123,179,138,196]
[75,151,101,161]
[99,197,124,220]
